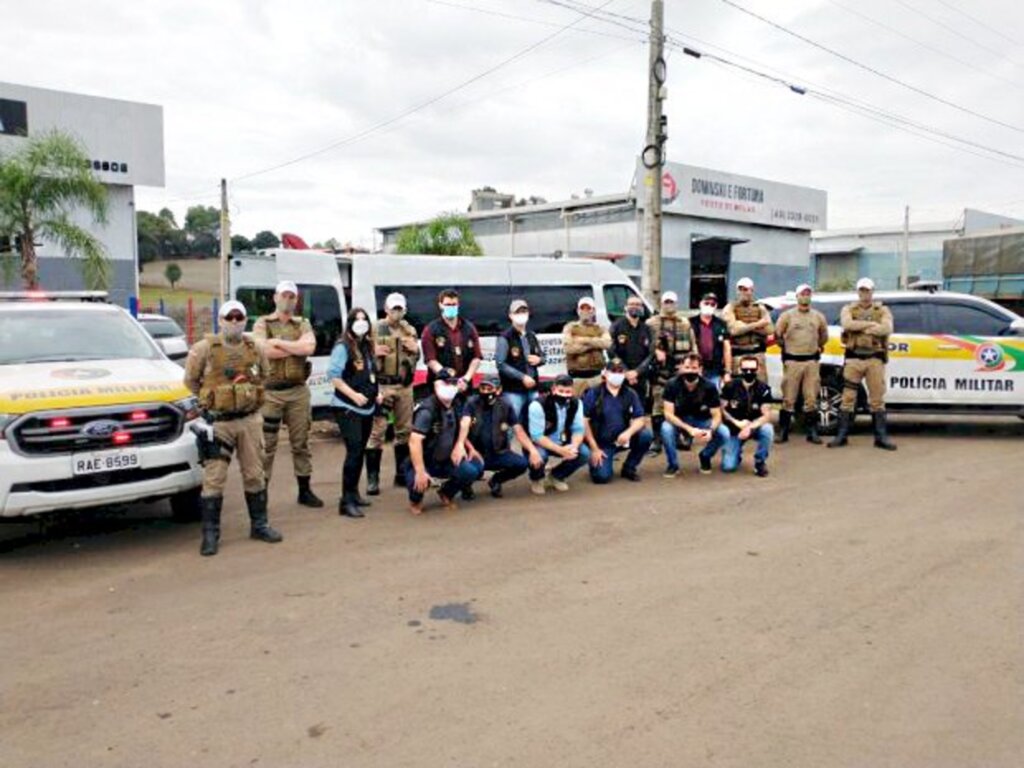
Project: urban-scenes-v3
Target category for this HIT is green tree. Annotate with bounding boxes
[164,262,182,290]
[394,213,482,256]
[137,208,187,263]
[183,205,219,257]
[252,230,281,250]
[0,129,110,289]
[231,234,253,252]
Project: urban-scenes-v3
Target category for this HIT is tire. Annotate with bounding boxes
[169,486,202,523]
[817,372,844,436]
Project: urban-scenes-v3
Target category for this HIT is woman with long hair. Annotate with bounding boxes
[327,307,382,518]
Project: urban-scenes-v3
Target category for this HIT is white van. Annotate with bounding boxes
[230,250,650,411]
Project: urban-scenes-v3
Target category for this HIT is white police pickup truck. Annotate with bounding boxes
[0,293,203,520]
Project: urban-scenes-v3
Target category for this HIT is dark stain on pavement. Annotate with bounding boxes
[429,602,478,624]
[307,722,328,739]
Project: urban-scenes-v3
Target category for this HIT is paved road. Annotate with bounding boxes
[2,417,1022,767]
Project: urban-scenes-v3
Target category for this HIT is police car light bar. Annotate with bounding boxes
[0,290,109,302]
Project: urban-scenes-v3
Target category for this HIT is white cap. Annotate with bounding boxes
[736,277,754,290]
[219,299,247,318]
[509,299,529,313]
[385,292,406,310]
[661,290,679,304]
[795,283,813,295]
[577,296,596,309]
[275,280,298,296]
[856,277,875,291]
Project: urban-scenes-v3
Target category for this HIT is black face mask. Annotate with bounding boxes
[481,392,498,406]
[741,371,758,383]
[552,393,571,406]
[682,372,700,384]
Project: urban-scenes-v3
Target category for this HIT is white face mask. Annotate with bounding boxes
[699,304,715,317]
[607,372,626,388]
[437,383,460,402]
[222,319,246,340]
[351,319,370,337]
[512,312,529,328]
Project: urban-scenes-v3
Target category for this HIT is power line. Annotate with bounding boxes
[928,0,1021,46]
[425,0,644,43]
[228,0,618,184]
[823,0,1024,92]
[892,0,1021,63]
[718,0,1024,135]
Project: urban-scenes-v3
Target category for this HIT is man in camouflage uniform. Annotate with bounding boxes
[252,280,323,508]
[185,300,283,556]
[775,283,829,444]
[829,277,897,451]
[723,277,774,384]
[645,290,697,454]
[562,296,611,397]
[366,292,420,495]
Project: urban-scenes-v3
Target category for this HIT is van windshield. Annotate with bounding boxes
[0,309,160,364]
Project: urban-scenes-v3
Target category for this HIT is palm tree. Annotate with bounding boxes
[0,130,110,290]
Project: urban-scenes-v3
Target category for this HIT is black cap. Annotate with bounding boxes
[701,292,718,303]
[479,375,501,389]
[606,357,626,372]
[553,373,574,387]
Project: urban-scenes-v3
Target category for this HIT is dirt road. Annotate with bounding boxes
[2,417,1022,767]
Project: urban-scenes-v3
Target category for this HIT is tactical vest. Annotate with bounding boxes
[427,318,478,381]
[779,308,826,360]
[611,318,651,370]
[538,393,579,445]
[648,313,694,384]
[376,319,417,386]
[731,302,768,353]
[468,396,513,454]
[335,340,379,407]
[499,326,543,393]
[414,396,458,465]
[263,316,310,386]
[198,335,264,416]
[841,303,888,358]
[565,321,606,376]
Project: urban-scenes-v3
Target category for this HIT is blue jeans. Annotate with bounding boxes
[704,372,723,391]
[589,428,653,484]
[661,418,729,472]
[482,450,529,484]
[529,442,591,481]
[722,424,774,472]
[502,391,538,425]
[405,457,484,503]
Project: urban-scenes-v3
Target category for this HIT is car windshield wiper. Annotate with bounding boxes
[7,354,114,364]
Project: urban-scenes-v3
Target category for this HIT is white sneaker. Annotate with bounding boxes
[547,475,570,492]
[530,479,547,495]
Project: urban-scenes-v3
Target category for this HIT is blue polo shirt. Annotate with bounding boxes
[582,385,644,447]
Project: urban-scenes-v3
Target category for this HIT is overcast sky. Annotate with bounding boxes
[5,0,1024,245]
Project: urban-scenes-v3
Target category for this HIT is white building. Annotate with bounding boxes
[0,82,165,306]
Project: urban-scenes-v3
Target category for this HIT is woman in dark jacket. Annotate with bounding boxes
[327,307,383,518]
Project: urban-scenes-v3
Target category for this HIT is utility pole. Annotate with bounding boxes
[219,178,230,303]
[640,0,667,305]
[900,204,910,289]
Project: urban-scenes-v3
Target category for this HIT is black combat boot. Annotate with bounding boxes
[393,443,410,487]
[872,411,898,451]
[296,476,324,508]
[805,415,823,445]
[199,496,222,557]
[245,490,283,543]
[339,493,365,518]
[365,449,383,496]
[827,411,851,448]
[776,410,792,443]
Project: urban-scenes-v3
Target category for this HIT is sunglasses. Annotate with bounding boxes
[223,313,245,322]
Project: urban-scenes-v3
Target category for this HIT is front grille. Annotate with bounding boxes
[10,463,192,493]
[11,403,183,456]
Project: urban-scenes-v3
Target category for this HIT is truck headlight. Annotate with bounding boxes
[174,396,201,422]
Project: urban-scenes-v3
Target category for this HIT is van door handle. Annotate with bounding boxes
[937,344,960,350]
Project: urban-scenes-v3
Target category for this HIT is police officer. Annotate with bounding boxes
[720,356,775,477]
[829,278,897,450]
[366,292,420,495]
[609,293,654,407]
[406,371,485,515]
[421,288,481,393]
[583,359,653,484]
[562,296,611,397]
[775,283,828,444]
[694,292,732,390]
[252,280,323,508]
[458,376,537,498]
[495,299,546,420]
[184,300,282,556]
[723,277,774,384]
[526,374,590,495]
[646,290,697,454]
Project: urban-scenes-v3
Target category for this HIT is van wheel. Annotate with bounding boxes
[170,487,202,523]
[817,374,844,436]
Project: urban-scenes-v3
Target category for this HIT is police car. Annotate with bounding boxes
[761,288,1024,433]
[0,292,203,520]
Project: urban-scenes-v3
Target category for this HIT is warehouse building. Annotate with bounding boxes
[378,161,828,307]
[0,82,164,306]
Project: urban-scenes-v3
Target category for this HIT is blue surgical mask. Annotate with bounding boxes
[441,305,459,320]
